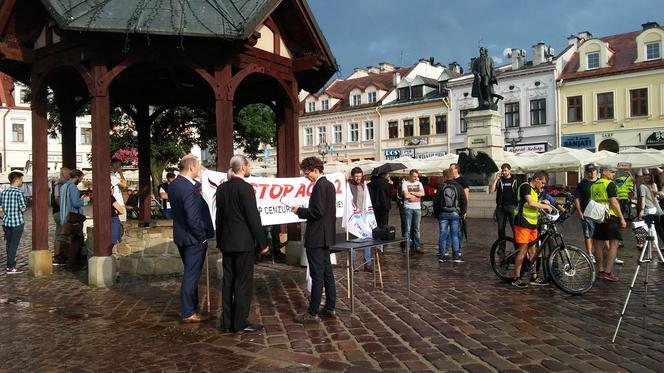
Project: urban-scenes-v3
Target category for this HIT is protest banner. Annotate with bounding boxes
[201,170,346,227]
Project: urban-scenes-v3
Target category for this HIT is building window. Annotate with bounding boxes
[321,99,329,110]
[367,91,377,103]
[567,96,582,122]
[460,110,468,133]
[333,124,342,144]
[11,123,24,142]
[304,128,313,146]
[505,102,520,128]
[403,119,414,137]
[352,94,361,106]
[398,87,410,101]
[349,122,359,142]
[419,117,430,136]
[19,89,30,105]
[630,88,648,117]
[364,121,374,141]
[307,102,315,112]
[529,99,546,125]
[597,92,614,120]
[411,85,423,98]
[388,121,398,139]
[435,115,447,134]
[587,52,600,69]
[80,128,92,145]
[317,126,326,144]
[646,42,661,60]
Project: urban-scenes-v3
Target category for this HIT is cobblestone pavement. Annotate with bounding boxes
[1,209,664,372]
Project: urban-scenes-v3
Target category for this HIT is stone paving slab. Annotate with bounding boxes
[1,209,663,372]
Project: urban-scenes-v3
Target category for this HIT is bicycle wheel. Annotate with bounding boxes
[547,245,596,295]
[490,237,519,281]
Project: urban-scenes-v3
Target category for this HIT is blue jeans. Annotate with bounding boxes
[447,218,464,249]
[351,247,373,265]
[162,208,172,220]
[439,212,460,257]
[403,208,421,249]
[3,224,24,268]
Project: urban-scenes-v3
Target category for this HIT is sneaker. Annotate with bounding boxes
[294,312,319,324]
[614,257,624,265]
[318,307,336,318]
[414,247,425,254]
[52,255,67,266]
[529,277,548,286]
[589,254,596,264]
[601,272,619,282]
[438,254,449,263]
[511,278,528,289]
[6,267,24,275]
[452,256,464,263]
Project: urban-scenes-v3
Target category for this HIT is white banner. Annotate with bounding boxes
[201,170,346,227]
[341,182,377,238]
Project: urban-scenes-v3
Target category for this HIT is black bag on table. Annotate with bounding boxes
[372,225,395,240]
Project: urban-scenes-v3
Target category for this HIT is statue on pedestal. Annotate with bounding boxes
[471,47,502,110]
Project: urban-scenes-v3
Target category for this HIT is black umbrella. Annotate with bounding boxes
[371,162,407,176]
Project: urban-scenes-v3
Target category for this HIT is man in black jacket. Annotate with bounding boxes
[368,173,392,226]
[292,157,337,323]
[216,155,269,334]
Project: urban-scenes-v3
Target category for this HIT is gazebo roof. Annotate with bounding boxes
[40,0,278,39]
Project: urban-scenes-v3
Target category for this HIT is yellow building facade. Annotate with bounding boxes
[559,24,664,151]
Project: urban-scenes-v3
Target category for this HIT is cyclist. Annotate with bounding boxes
[512,170,553,289]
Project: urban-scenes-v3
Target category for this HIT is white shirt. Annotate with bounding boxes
[111,171,126,221]
[401,180,424,210]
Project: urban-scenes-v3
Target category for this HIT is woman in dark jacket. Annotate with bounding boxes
[368,173,392,226]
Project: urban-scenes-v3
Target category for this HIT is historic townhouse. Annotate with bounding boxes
[378,60,460,160]
[299,62,407,162]
[447,42,577,154]
[559,23,664,151]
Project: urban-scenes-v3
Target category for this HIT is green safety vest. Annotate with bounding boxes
[614,176,633,200]
[514,182,539,227]
[590,178,617,216]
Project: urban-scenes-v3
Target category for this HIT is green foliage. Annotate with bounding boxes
[232,103,276,159]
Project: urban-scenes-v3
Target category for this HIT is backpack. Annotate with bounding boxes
[435,181,459,214]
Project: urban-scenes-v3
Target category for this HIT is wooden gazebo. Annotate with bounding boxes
[0,0,336,282]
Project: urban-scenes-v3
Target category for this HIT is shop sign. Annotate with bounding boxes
[415,151,447,159]
[561,134,595,149]
[504,143,547,153]
[645,131,664,145]
[384,149,401,157]
[401,149,415,157]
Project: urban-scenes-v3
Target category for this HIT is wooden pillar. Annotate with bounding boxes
[135,105,152,225]
[30,81,49,252]
[53,87,78,169]
[277,100,301,241]
[91,62,112,257]
[215,63,233,170]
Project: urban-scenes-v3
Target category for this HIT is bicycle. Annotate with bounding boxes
[489,192,596,295]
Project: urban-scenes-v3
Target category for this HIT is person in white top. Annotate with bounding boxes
[111,159,127,222]
[401,169,425,254]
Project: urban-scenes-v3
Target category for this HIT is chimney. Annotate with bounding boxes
[352,68,368,78]
[367,66,380,74]
[379,62,395,72]
[532,42,551,66]
[578,31,593,41]
[429,56,435,65]
[393,72,401,86]
[511,48,526,70]
[567,34,579,48]
[642,21,660,30]
[448,61,461,74]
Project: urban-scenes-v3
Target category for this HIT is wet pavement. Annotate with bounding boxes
[1,209,663,372]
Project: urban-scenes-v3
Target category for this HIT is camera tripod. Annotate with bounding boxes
[612,217,664,343]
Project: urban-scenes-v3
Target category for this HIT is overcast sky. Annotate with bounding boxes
[308,0,661,77]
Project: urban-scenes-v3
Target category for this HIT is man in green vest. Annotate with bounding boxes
[512,170,553,289]
[591,165,627,282]
[614,171,634,220]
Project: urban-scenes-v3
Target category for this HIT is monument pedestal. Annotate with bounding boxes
[464,110,505,163]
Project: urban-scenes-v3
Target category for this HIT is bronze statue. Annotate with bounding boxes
[471,47,501,110]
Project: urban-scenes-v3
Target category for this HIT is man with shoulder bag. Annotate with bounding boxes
[60,169,90,270]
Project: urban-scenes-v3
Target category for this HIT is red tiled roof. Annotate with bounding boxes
[560,27,664,81]
[301,66,413,116]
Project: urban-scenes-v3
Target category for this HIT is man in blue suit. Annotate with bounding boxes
[169,155,214,323]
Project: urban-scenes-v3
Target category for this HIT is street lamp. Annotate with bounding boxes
[317,139,330,161]
[504,127,524,151]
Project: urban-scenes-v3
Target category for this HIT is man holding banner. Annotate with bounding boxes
[292,157,337,323]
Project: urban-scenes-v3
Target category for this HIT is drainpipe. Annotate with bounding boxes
[375,106,382,161]
[442,97,451,155]
[2,107,10,172]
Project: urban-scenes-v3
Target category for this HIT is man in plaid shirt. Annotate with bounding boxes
[0,171,27,274]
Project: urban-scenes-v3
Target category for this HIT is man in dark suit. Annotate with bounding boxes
[292,157,337,323]
[169,156,213,323]
[216,155,269,334]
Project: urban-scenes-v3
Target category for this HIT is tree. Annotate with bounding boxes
[233,103,276,159]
